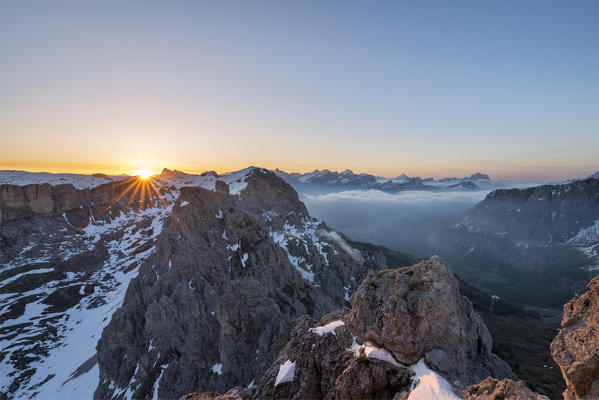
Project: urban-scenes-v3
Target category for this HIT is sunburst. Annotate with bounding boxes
[135,168,155,179]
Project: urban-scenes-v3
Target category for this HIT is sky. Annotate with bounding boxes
[0,0,597,180]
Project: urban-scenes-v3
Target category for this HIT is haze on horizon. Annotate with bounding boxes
[1,1,597,181]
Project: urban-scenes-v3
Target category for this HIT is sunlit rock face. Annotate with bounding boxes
[0,176,163,226]
[93,168,417,399]
[551,274,599,400]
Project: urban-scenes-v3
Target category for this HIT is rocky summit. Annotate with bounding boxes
[184,257,530,400]
[0,167,417,399]
[346,257,513,388]
[93,168,417,399]
[181,265,599,400]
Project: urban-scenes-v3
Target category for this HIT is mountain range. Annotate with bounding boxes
[0,167,418,398]
[1,167,598,399]
[273,168,541,194]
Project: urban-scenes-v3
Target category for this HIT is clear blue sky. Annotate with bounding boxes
[1,0,597,179]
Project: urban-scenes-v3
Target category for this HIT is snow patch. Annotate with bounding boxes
[211,363,223,375]
[274,360,295,386]
[151,364,169,400]
[407,359,460,400]
[308,320,345,336]
[348,338,404,369]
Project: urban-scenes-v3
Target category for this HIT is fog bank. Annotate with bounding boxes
[302,189,489,257]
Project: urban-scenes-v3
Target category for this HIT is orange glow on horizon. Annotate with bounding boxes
[0,158,595,182]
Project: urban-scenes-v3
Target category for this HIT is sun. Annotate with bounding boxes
[135,168,155,179]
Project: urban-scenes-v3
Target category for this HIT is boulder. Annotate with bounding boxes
[347,256,514,389]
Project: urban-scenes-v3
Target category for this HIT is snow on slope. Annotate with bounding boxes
[346,337,461,399]
[567,219,599,245]
[0,197,175,399]
[269,216,336,285]
[0,166,264,193]
[154,166,266,195]
[0,167,264,399]
[566,220,599,272]
[0,170,129,189]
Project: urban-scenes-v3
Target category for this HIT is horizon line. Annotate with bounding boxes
[1,165,596,183]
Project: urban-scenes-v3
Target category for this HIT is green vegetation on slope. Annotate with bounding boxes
[481,312,564,400]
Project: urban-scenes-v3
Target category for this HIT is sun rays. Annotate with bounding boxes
[91,175,204,258]
[101,176,166,214]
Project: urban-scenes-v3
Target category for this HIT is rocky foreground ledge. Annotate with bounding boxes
[551,274,599,400]
[180,257,549,400]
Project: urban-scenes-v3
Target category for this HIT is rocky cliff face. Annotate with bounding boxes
[185,257,536,400]
[93,169,417,399]
[459,178,599,245]
[551,273,599,400]
[0,176,169,227]
[427,178,599,310]
[0,177,176,398]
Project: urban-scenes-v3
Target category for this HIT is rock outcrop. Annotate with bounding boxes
[252,309,413,400]
[465,377,549,399]
[190,257,518,400]
[179,387,252,400]
[551,274,599,400]
[347,257,513,390]
[94,169,417,399]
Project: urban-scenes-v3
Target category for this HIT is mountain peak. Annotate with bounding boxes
[586,170,599,180]
[468,172,491,180]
